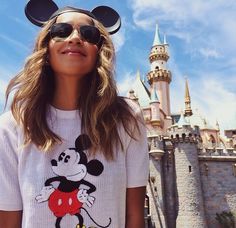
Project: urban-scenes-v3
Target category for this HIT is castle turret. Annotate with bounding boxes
[184,78,193,116]
[168,123,207,227]
[147,23,172,117]
[128,89,139,104]
[178,111,190,128]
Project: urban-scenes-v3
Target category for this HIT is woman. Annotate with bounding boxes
[0,6,149,228]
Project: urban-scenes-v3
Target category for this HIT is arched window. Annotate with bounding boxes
[210,135,216,143]
[209,134,216,148]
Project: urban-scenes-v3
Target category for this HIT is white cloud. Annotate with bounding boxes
[193,77,236,130]
[117,71,136,95]
[199,48,221,59]
[112,29,125,52]
[129,0,236,53]
[171,73,236,131]
[112,17,127,52]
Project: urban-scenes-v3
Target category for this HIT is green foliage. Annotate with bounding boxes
[215,211,235,228]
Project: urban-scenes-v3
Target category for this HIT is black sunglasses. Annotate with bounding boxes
[50,23,101,45]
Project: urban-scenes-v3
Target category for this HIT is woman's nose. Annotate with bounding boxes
[68,29,83,43]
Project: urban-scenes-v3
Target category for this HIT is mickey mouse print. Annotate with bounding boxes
[35,134,111,228]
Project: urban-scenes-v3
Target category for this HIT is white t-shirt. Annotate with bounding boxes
[0,102,149,228]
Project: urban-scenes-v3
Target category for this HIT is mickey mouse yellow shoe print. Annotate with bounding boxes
[76,225,86,228]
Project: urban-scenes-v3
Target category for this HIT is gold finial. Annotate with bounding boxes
[184,77,193,116]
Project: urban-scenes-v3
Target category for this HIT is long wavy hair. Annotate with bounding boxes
[5,13,141,160]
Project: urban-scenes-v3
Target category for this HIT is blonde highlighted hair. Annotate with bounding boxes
[5,15,140,160]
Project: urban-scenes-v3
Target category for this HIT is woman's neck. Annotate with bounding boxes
[52,74,82,110]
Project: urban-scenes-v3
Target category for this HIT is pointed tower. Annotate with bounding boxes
[149,89,161,127]
[184,78,193,116]
[147,23,172,117]
[178,111,190,128]
[216,120,220,131]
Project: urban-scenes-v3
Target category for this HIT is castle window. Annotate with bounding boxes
[155,66,159,70]
[210,135,216,143]
[210,135,216,147]
[189,166,192,173]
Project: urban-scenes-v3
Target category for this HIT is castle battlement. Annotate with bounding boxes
[167,124,201,144]
[149,52,169,62]
[147,69,172,83]
[198,147,236,159]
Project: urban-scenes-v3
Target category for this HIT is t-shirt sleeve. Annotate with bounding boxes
[125,104,149,188]
[0,114,23,211]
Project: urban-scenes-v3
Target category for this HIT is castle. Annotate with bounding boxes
[127,24,236,228]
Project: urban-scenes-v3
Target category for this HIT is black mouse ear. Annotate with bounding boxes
[87,160,104,176]
[25,0,59,27]
[75,134,92,151]
[91,6,121,35]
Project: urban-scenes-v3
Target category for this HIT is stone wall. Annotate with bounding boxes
[174,142,207,228]
[199,160,236,227]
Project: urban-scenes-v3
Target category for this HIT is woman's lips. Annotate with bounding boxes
[61,49,86,56]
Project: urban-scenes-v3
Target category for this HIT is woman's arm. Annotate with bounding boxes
[0,210,22,228]
[126,186,146,228]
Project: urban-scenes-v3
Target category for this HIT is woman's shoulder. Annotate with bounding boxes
[0,110,18,131]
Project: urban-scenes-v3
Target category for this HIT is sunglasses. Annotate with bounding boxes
[50,23,101,45]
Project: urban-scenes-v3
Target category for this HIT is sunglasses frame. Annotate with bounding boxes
[50,22,102,45]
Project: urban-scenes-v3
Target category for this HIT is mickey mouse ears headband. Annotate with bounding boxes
[25,0,121,34]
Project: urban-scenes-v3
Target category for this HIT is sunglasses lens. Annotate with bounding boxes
[50,23,101,44]
[50,23,73,40]
[80,25,101,44]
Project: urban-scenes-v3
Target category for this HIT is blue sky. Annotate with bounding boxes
[0,0,236,132]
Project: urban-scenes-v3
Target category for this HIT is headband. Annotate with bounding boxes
[25,0,121,34]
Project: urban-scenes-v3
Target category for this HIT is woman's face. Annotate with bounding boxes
[48,12,99,79]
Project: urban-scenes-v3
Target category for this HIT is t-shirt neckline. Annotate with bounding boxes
[49,105,80,119]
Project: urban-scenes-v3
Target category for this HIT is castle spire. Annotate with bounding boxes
[216,120,220,131]
[184,78,193,116]
[153,23,162,46]
[163,33,167,44]
[136,69,141,79]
